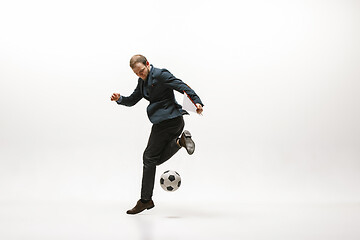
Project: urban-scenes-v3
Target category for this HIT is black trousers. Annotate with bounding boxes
[141,116,185,200]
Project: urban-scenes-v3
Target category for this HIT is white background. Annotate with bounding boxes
[1,0,360,239]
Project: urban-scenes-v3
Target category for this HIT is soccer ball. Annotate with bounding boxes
[160,170,181,192]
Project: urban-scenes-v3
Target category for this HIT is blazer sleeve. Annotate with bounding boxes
[157,69,204,106]
[117,80,143,106]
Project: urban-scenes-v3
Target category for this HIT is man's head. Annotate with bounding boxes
[130,54,151,80]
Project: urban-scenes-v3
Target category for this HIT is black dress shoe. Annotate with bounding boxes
[126,200,155,215]
[179,130,195,155]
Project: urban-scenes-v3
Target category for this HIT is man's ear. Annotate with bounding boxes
[146,61,150,67]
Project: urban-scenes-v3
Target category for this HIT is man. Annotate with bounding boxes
[111,54,204,215]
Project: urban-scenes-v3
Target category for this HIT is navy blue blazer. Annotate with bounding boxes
[117,65,204,124]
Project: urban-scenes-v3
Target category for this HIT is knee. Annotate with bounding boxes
[143,151,157,167]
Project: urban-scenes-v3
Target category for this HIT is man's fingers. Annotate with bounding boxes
[195,104,203,114]
[111,93,120,101]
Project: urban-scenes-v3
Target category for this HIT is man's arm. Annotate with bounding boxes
[158,69,204,108]
[111,80,143,107]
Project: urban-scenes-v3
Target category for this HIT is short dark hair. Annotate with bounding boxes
[130,54,147,69]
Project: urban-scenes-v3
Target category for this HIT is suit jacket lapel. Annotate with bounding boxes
[139,79,144,97]
[146,66,155,98]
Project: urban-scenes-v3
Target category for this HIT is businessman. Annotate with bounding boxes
[111,55,204,214]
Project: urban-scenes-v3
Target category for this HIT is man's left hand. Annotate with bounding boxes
[196,103,203,115]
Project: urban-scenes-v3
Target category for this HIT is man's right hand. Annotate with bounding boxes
[111,93,121,101]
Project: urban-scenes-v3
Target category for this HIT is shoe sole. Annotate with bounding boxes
[183,130,192,137]
[183,130,195,155]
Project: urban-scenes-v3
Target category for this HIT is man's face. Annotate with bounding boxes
[132,62,150,80]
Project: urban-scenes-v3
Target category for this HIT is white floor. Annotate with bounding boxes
[1,201,359,240]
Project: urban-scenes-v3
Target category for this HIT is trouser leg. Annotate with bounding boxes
[157,139,182,165]
[141,116,184,200]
